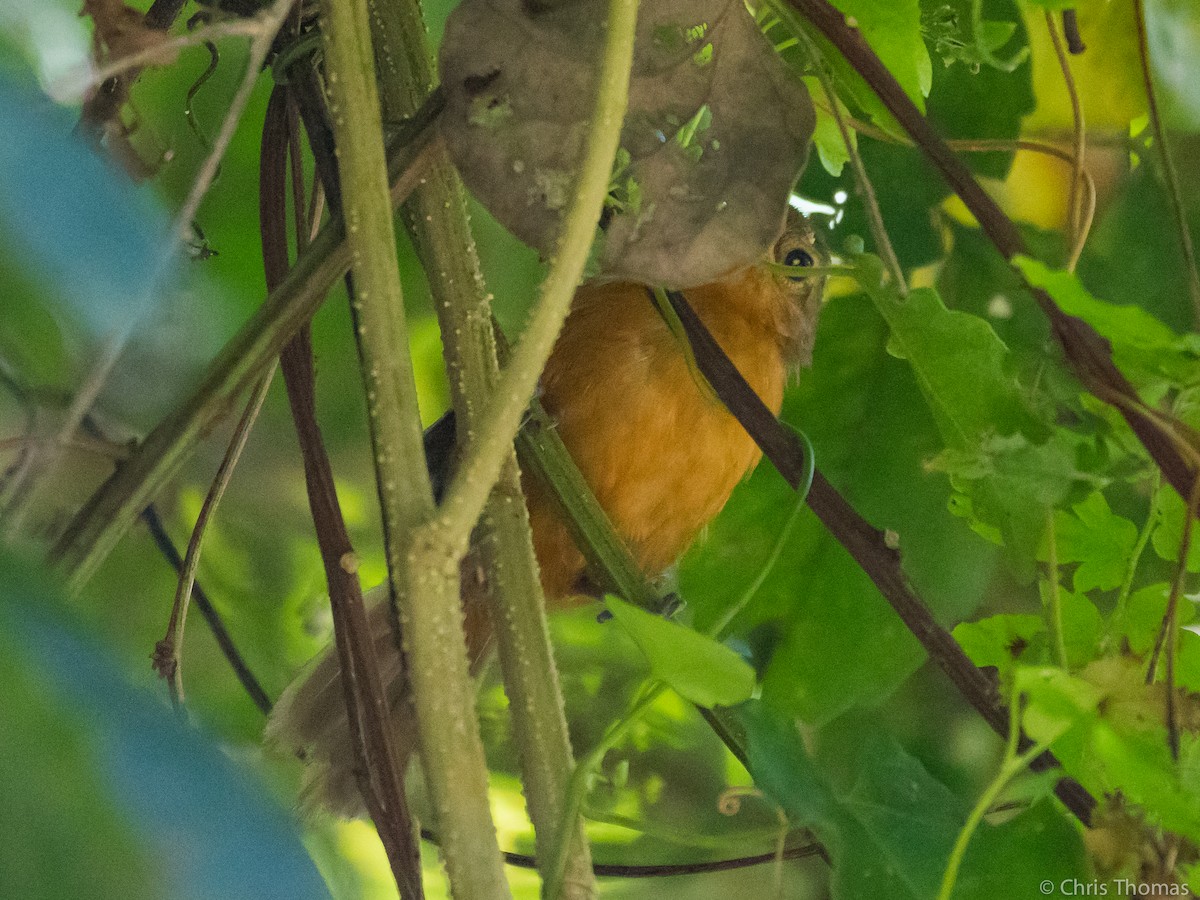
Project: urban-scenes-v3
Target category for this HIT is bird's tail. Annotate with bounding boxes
[266,565,495,818]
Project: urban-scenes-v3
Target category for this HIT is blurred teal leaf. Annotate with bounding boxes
[0,553,329,900]
[0,75,175,338]
[603,595,756,707]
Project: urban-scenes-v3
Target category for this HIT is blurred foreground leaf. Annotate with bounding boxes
[0,553,329,900]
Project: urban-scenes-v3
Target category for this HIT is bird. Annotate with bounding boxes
[266,211,825,815]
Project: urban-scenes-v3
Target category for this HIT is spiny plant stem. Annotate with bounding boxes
[317,0,511,896]
[426,0,638,548]
[366,0,595,890]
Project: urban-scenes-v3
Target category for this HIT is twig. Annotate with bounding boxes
[1062,10,1085,55]
[52,98,442,592]
[422,827,824,878]
[1044,11,1088,271]
[170,0,297,246]
[152,364,275,706]
[56,13,278,101]
[140,504,273,715]
[661,287,1097,826]
[1131,0,1200,329]
[260,84,424,895]
[1145,470,1200,760]
[788,12,906,294]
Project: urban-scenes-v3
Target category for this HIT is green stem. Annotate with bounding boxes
[1043,509,1069,670]
[1108,469,1161,646]
[516,400,660,612]
[318,0,516,896]
[938,696,1047,900]
[366,0,595,891]
[428,0,639,548]
[544,683,667,900]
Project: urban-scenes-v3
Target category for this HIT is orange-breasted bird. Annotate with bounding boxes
[267,212,825,814]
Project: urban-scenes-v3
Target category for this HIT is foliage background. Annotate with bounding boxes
[2,0,1200,897]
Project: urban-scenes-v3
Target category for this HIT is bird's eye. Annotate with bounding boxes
[784,247,815,277]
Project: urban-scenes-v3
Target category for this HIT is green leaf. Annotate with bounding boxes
[1058,587,1103,670]
[1051,492,1139,593]
[1016,665,1104,746]
[1017,661,1200,842]
[825,0,931,126]
[925,0,1033,182]
[739,702,1087,898]
[740,702,955,899]
[953,613,1045,676]
[865,274,1042,448]
[1013,255,1200,393]
[0,554,330,900]
[935,430,1088,576]
[804,75,853,177]
[684,294,994,724]
[1113,583,1183,654]
[1152,487,1200,572]
[602,594,755,707]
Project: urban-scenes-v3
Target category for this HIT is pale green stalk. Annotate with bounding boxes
[317,0,511,897]
[938,701,1048,900]
[1043,510,1069,670]
[366,0,595,892]
[427,0,639,548]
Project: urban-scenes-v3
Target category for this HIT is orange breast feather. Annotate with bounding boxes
[526,268,791,601]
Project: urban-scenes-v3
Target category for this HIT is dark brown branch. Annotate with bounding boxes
[260,85,424,899]
[663,289,1097,826]
[786,0,1197,506]
[1061,11,1085,55]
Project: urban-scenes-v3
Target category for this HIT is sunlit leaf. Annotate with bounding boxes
[603,594,756,707]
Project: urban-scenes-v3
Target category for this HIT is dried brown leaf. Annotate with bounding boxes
[439,0,815,288]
